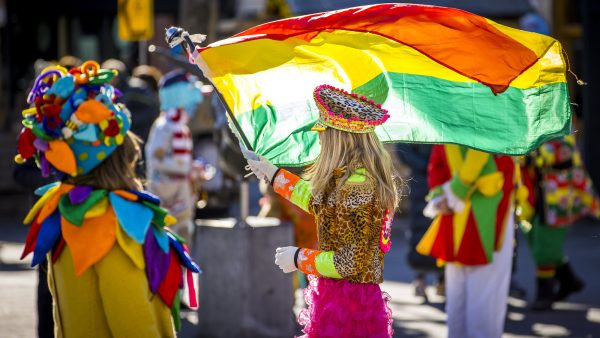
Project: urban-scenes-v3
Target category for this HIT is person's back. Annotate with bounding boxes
[242,84,396,337]
[308,168,385,283]
[15,61,199,337]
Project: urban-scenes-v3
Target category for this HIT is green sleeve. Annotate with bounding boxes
[314,251,342,279]
[289,179,313,213]
[449,175,471,200]
[272,169,314,213]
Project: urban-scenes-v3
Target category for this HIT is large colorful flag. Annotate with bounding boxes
[190,4,571,166]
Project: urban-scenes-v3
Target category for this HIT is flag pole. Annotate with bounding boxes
[165,27,254,152]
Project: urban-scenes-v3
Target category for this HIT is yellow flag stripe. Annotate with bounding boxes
[200,30,566,116]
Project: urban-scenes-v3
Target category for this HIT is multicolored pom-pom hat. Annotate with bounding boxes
[311,84,390,133]
[15,60,131,177]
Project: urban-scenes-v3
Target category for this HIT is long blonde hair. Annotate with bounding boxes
[304,128,399,211]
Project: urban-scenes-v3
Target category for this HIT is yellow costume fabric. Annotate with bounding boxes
[49,246,175,338]
[417,145,515,265]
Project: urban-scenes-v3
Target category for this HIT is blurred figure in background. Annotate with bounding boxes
[419,145,516,338]
[122,65,162,143]
[101,58,129,93]
[57,55,82,70]
[396,144,443,300]
[516,11,595,311]
[146,70,203,248]
[517,135,598,310]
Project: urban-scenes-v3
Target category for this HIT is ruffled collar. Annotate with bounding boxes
[21,182,200,330]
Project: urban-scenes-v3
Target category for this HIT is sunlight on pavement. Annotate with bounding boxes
[508,311,526,321]
[382,280,447,338]
[0,241,36,338]
[552,302,589,311]
[586,307,600,324]
[532,323,571,337]
[508,296,528,308]
[0,241,31,266]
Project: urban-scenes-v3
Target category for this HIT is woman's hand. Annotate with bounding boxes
[240,146,278,183]
[274,246,298,273]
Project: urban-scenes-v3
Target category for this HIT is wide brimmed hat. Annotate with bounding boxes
[16,60,131,177]
[312,84,390,133]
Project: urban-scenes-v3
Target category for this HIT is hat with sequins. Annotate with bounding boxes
[15,60,131,177]
[311,84,390,133]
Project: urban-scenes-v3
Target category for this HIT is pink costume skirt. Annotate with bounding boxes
[297,275,393,338]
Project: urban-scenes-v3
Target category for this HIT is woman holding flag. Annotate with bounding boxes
[243,84,397,337]
[166,3,574,337]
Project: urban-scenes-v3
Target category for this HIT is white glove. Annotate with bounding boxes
[274,246,298,273]
[423,195,445,219]
[443,181,465,213]
[240,146,278,183]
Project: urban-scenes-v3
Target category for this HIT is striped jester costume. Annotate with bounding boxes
[417,145,516,265]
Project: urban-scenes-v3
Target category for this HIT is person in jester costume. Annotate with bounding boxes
[417,145,516,338]
[242,85,396,338]
[15,61,200,337]
[516,11,597,312]
[517,135,599,310]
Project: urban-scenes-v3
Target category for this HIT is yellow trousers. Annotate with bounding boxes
[49,245,176,338]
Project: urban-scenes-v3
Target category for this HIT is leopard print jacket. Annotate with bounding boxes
[309,169,386,284]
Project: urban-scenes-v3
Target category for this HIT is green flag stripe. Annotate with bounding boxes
[235,73,570,166]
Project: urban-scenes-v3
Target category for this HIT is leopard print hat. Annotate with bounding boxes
[312,84,390,133]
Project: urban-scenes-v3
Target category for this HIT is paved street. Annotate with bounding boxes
[1,216,599,337]
[382,218,600,338]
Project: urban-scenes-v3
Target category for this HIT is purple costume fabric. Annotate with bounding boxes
[143,229,172,292]
[68,186,92,205]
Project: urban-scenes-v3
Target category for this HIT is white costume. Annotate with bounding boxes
[445,213,514,338]
[146,109,195,245]
[145,71,202,247]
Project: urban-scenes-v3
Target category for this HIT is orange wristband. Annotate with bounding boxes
[296,248,322,276]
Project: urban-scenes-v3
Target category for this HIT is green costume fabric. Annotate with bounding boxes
[520,216,567,267]
[518,136,599,270]
[58,190,108,226]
